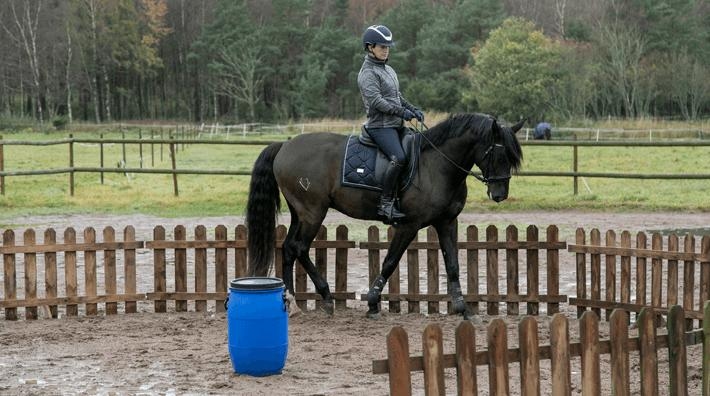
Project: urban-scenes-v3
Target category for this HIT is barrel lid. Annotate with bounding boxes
[230,277,284,290]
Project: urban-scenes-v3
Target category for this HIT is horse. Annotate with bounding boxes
[246,113,524,319]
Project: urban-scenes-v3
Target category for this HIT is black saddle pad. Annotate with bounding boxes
[341,131,420,192]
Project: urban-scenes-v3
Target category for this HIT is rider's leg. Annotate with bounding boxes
[368,128,406,220]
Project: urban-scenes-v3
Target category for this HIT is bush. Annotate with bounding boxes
[52,115,69,130]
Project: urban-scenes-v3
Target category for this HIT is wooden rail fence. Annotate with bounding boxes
[373,303,710,396]
[0,223,565,320]
[3,137,710,197]
[569,228,710,328]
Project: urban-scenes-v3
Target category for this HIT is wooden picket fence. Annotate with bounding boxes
[373,303,710,396]
[360,224,567,316]
[0,225,250,320]
[0,223,565,320]
[569,228,710,329]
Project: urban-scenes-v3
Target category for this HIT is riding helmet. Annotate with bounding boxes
[362,25,394,50]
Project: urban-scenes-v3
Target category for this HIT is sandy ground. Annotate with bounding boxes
[0,211,709,395]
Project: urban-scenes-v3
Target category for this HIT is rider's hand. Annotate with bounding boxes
[413,109,424,123]
[402,109,415,121]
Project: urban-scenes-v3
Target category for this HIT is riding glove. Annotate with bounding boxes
[413,109,424,123]
[402,109,415,121]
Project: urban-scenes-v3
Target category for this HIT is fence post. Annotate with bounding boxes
[153,226,166,313]
[573,136,578,195]
[579,311,601,396]
[3,230,17,320]
[456,321,477,395]
[215,224,228,312]
[388,226,401,314]
[667,305,688,396]
[387,326,412,396]
[0,134,4,195]
[169,136,178,196]
[488,318,510,395]
[506,225,519,316]
[150,130,155,167]
[422,324,445,395]
[638,307,658,395]
[69,134,74,196]
[44,228,58,318]
[427,227,440,315]
[121,130,126,165]
[138,129,143,168]
[124,226,137,314]
[99,133,104,184]
[610,310,630,396]
[335,225,349,310]
[550,314,572,396]
[486,225,499,315]
[702,301,710,396]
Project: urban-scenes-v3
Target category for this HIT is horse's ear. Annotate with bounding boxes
[511,118,526,134]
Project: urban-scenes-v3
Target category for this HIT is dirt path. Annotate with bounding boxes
[0,211,708,395]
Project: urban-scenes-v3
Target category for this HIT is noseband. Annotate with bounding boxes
[478,143,511,184]
[413,122,511,185]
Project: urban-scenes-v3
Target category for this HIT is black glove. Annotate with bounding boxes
[413,109,424,122]
[402,109,415,121]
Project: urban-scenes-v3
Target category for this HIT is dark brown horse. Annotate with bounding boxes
[246,113,523,319]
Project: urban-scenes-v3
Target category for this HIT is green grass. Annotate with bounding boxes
[0,125,708,223]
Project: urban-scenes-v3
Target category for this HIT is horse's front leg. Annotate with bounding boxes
[434,219,474,321]
[367,226,418,319]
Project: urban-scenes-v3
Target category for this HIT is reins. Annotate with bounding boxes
[409,120,502,185]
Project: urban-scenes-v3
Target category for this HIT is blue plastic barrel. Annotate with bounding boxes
[227,277,288,376]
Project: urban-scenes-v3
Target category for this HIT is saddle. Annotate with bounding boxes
[341,126,421,192]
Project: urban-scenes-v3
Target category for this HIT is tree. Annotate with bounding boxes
[190,0,259,120]
[2,0,45,124]
[594,23,648,118]
[468,17,563,122]
[212,46,265,122]
[412,0,505,111]
[660,50,710,120]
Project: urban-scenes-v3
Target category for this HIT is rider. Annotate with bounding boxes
[357,24,424,222]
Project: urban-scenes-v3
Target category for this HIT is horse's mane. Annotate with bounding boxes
[421,113,523,171]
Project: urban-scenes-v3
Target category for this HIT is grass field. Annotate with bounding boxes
[0,121,708,221]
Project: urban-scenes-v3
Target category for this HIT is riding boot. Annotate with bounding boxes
[377,159,406,221]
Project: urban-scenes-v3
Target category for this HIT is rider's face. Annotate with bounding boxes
[370,44,390,61]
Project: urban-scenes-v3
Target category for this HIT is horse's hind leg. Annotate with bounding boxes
[282,207,334,314]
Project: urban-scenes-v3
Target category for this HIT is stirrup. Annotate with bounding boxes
[377,199,405,221]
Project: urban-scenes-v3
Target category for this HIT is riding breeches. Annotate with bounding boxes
[367,127,406,164]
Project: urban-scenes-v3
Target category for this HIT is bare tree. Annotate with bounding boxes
[2,0,44,124]
[213,48,264,121]
[65,25,73,123]
[669,51,710,120]
[597,23,647,117]
[78,0,102,122]
[554,0,566,37]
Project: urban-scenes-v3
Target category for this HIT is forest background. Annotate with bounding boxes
[1,0,709,129]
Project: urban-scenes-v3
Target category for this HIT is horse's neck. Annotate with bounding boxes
[422,135,478,183]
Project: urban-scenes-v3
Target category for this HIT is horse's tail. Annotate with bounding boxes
[246,142,284,277]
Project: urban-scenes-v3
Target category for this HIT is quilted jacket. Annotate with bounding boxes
[357,55,417,129]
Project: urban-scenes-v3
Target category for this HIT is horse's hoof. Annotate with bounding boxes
[322,301,334,316]
[465,313,482,325]
[366,310,381,319]
[452,300,467,315]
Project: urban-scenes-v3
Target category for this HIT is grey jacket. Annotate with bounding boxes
[357,55,417,129]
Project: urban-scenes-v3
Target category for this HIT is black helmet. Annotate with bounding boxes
[362,25,394,50]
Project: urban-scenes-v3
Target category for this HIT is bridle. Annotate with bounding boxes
[411,121,511,185]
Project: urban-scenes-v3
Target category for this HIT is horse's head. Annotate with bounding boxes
[477,118,524,202]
